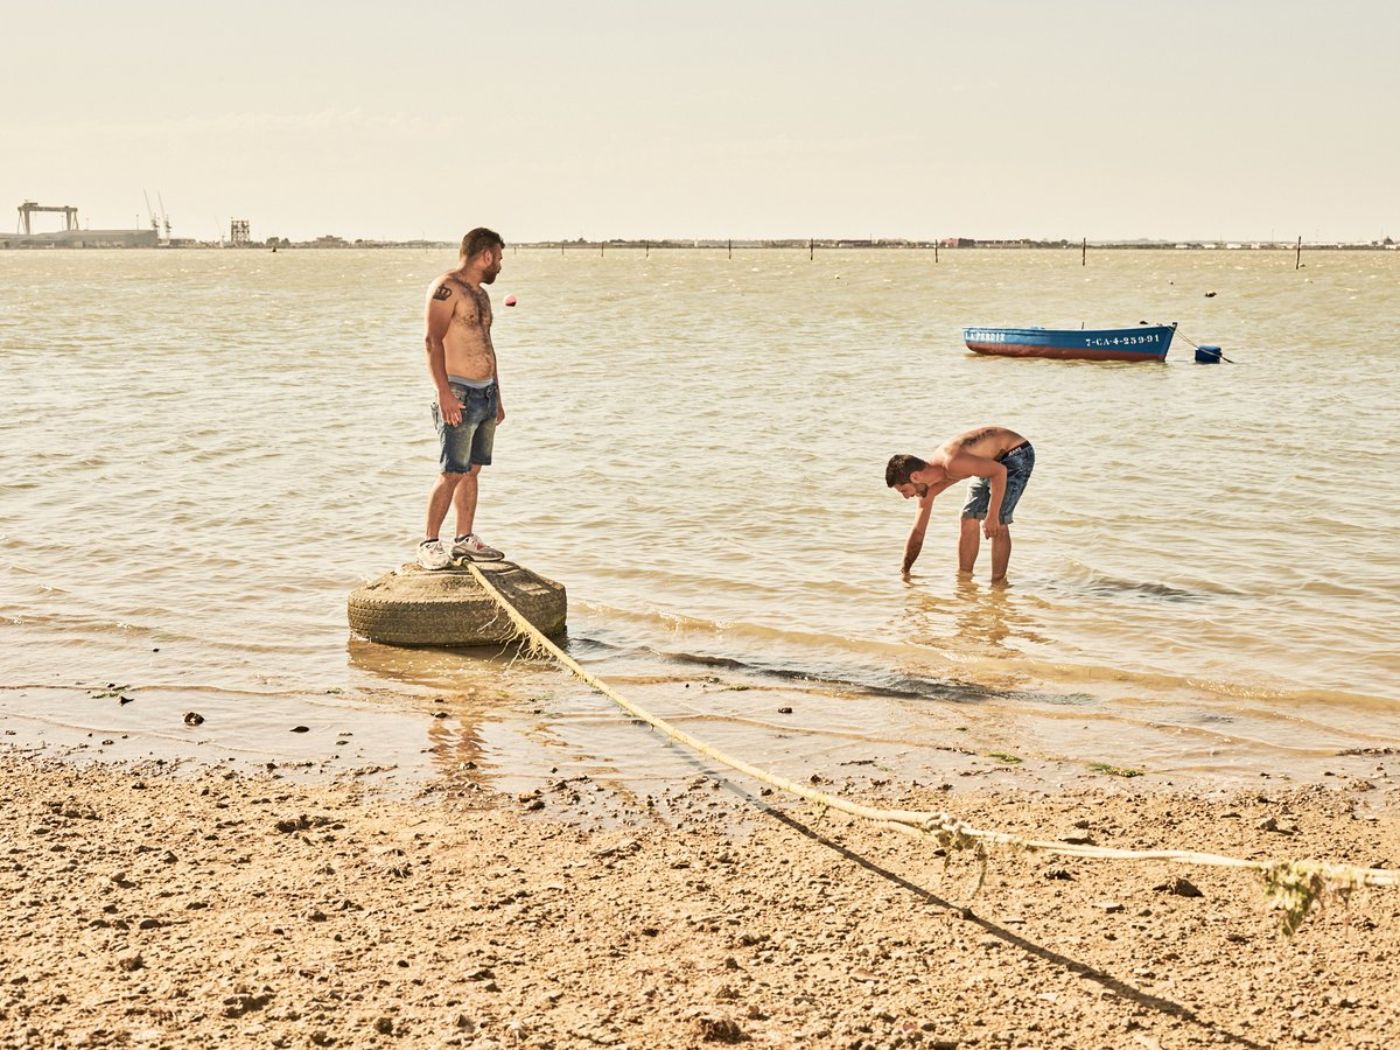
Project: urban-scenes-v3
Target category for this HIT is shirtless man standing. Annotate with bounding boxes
[885,426,1035,581]
[417,228,508,569]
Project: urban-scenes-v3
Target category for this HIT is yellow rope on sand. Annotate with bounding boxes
[465,564,1397,931]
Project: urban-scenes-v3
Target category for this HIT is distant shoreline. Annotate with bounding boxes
[3,237,1396,252]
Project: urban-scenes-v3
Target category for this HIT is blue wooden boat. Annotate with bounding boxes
[963,323,1176,362]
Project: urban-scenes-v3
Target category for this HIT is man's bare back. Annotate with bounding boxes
[929,426,1027,480]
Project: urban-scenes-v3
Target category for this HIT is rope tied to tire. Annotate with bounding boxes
[464,563,1397,933]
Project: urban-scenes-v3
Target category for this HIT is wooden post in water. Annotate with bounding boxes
[809,238,814,261]
[1295,235,1302,270]
[935,240,939,264]
[600,241,605,258]
[1081,237,1087,266]
[728,239,732,260]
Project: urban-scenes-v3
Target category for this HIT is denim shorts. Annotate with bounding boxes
[961,442,1034,524]
[431,382,497,474]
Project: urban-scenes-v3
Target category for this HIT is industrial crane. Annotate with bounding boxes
[157,193,171,244]
[16,201,79,235]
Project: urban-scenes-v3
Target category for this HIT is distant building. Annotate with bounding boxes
[0,229,158,249]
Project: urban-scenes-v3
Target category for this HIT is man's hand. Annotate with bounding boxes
[438,389,463,426]
[496,401,506,425]
[901,494,932,576]
[901,531,925,576]
[983,516,1002,541]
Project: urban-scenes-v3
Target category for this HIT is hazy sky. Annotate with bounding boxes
[4,1,1396,242]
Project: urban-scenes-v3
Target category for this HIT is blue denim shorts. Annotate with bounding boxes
[961,442,1034,524]
[431,381,497,474]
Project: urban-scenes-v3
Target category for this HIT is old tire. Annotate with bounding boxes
[347,561,566,646]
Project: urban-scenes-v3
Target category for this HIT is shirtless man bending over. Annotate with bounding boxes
[417,227,508,569]
[885,426,1035,581]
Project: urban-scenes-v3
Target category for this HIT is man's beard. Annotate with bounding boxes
[915,484,928,498]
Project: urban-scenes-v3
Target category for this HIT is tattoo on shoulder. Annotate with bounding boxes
[432,284,453,301]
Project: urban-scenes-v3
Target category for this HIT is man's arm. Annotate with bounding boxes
[424,282,460,425]
[948,452,1007,539]
[901,491,935,574]
[493,357,505,425]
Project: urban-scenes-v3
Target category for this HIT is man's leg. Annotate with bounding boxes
[425,472,463,540]
[452,465,481,539]
[958,517,981,573]
[991,526,1012,582]
[989,445,1031,582]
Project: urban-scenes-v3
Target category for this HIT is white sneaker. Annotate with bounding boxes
[451,533,504,561]
[417,539,452,570]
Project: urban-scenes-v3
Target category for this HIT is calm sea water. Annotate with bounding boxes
[2,248,1397,786]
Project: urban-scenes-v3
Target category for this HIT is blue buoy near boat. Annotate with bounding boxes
[1195,345,1224,364]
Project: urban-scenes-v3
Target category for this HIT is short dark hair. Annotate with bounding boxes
[460,227,505,259]
[886,454,927,487]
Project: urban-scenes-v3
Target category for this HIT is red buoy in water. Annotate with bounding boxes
[504,295,517,307]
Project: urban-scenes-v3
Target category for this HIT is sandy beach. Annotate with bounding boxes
[4,743,1399,1050]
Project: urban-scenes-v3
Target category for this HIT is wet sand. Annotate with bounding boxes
[4,744,1399,1049]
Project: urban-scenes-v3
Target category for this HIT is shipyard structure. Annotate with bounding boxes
[4,201,159,249]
